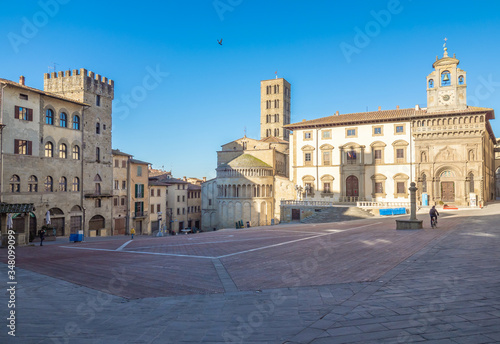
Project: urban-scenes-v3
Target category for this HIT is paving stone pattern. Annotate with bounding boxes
[0,204,499,343]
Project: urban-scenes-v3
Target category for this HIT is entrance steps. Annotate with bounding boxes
[300,206,375,224]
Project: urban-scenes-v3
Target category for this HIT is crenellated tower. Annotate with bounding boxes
[44,68,114,233]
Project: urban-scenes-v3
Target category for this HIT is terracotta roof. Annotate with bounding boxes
[0,78,88,106]
[0,203,34,214]
[112,149,133,157]
[148,178,171,186]
[285,106,494,129]
[260,136,289,144]
[130,158,150,165]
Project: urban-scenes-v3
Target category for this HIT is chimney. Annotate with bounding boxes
[378,106,381,111]
[203,177,206,182]
[183,176,187,181]
[396,105,400,110]
[335,111,339,116]
[19,76,25,85]
[415,104,420,111]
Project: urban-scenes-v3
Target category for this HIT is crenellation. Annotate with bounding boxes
[65,70,71,77]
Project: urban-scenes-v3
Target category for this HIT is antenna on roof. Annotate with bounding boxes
[244,126,247,137]
[47,62,59,73]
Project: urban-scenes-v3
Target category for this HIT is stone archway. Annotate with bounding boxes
[434,166,462,204]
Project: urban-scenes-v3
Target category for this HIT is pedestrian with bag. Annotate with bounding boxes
[39,228,46,246]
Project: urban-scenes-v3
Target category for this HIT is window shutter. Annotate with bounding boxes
[14,139,19,154]
[141,185,144,198]
[27,141,32,155]
[28,108,33,121]
[14,106,19,119]
[135,184,138,198]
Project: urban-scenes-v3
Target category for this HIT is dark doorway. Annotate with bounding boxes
[292,209,300,220]
[346,175,359,197]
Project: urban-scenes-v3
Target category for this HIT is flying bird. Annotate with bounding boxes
[217,39,223,45]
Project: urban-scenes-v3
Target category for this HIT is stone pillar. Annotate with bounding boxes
[396,181,422,229]
[409,182,417,221]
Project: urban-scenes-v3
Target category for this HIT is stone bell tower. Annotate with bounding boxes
[426,39,467,113]
[260,77,291,141]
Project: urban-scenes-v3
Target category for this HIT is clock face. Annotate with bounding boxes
[439,91,455,105]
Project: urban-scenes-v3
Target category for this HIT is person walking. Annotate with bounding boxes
[429,205,439,228]
[39,228,46,246]
[130,227,135,239]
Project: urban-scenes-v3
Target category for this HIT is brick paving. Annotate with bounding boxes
[0,204,499,343]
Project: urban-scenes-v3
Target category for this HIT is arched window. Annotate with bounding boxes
[441,70,451,86]
[469,173,474,193]
[72,115,80,130]
[45,142,53,157]
[44,176,53,192]
[46,109,54,125]
[28,175,38,192]
[428,79,434,88]
[59,177,67,192]
[72,177,80,192]
[422,173,427,193]
[10,175,20,193]
[59,143,67,159]
[60,112,67,127]
[458,75,464,85]
[94,174,101,195]
[72,145,80,160]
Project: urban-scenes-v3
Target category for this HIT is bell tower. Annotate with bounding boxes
[260,77,291,141]
[426,39,467,113]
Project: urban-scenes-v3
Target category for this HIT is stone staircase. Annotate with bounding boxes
[300,206,375,224]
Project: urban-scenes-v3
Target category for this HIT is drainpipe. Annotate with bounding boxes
[316,127,319,197]
[0,84,7,203]
[81,105,90,239]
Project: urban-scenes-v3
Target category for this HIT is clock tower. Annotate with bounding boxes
[426,40,467,113]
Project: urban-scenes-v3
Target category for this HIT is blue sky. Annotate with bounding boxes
[2,0,500,179]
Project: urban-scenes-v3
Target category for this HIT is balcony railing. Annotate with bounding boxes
[133,211,148,218]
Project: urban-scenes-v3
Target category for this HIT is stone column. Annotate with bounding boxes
[409,182,417,221]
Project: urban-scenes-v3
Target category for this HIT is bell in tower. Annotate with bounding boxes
[426,39,467,113]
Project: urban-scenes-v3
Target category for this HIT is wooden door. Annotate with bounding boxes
[346,176,359,197]
[114,218,126,235]
[441,182,455,202]
[70,216,82,234]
